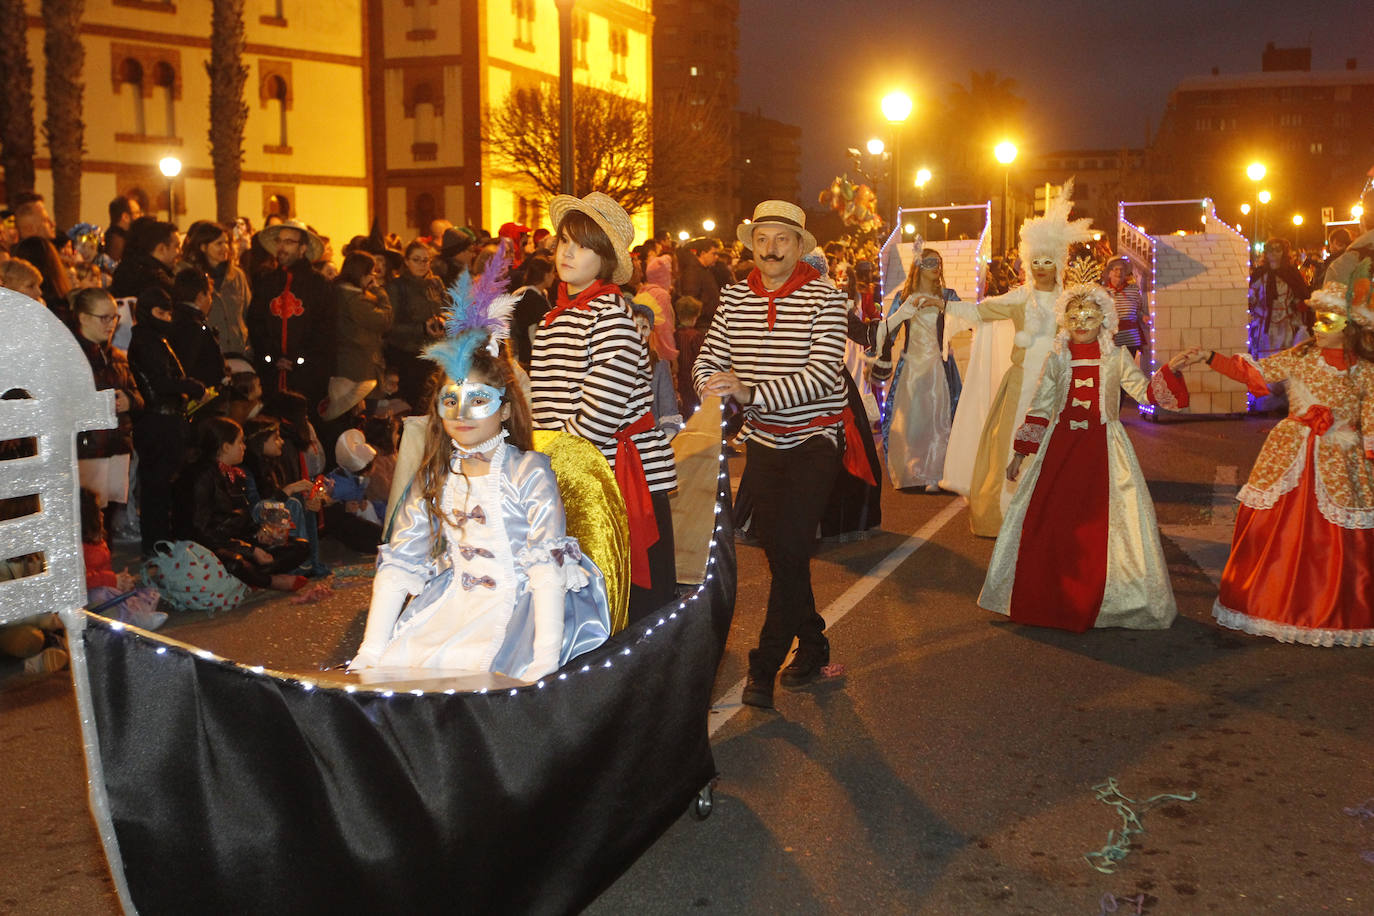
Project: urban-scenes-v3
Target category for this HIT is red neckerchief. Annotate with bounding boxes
[218,462,246,484]
[746,262,822,329]
[543,280,620,327]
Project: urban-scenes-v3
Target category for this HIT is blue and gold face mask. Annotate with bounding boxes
[437,381,506,420]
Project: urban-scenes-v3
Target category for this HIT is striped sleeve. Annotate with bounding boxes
[752,291,847,413]
[692,302,732,394]
[567,305,644,444]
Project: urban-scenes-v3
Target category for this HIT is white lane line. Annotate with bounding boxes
[708,497,966,735]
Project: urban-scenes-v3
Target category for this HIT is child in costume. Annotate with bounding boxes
[977,259,1191,632]
[528,192,677,619]
[944,181,1096,536]
[1177,263,1374,646]
[631,300,684,441]
[351,263,612,679]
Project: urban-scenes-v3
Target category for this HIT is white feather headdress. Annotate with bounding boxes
[1018,178,1096,278]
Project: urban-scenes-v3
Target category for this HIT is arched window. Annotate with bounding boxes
[266,193,291,220]
[413,193,437,233]
[153,61,176,137]
[119,58,146,136]
[266,75,289,148]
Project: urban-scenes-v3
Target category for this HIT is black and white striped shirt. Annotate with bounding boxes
[693,275,849,449]
[529,291,677,493]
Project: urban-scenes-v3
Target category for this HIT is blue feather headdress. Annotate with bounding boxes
[423,239,518,383]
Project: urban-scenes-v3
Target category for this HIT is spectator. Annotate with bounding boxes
[322,428,383,551]
[1105,256,1147,356]
[166,267,226,391]
[674,295,705,416]
[107,194,140,234]
[71,288,143,530]
[710,239,734,290]
[634,270,678,366]
[127,286,206,554]
[362,413,399,521]
[0,256,44,302]
[242,413,327,577]
[12,191,55,241]
[508,254,555,368]
[109,217,178,301]
[1312,227,1352,289]
[1248,237,1310,361]
[246,219,334,404]
[631,301,682,440]
[175,417,309,591]
[67,222,103,268]
[12,235,72,320]
[432,226,476,286]
[71,262,105,290]
[96,226,126,278]
[333,250,392,391]
[679,236,722,329]
[383,239,446,408]
[181,220,253,358]
[81,488,166,630]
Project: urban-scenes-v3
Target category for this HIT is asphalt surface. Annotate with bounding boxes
[5,410,1374,915]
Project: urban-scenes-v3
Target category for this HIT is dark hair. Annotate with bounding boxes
[71,286,115,317]
[180,220,229,273]
[79,487,104,544]
[262,389,310,431]
[11,191,44,213]
[108,196,133,225]
[198,416,243,462]
[128,217,178,257]
[555,210,617,282]
[243,416,282,455]
[172,267,210,304]
[103,225,127,251]
[404,239,434,262]
[519,256,555,289]
[675,295,702,324]
[363,415,399,455]
[12,236,71,302]
[1328,228,1352,248]
[134,286,173,325]
[338,251,380,288]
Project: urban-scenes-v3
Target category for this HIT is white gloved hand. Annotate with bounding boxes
[349,567,412,670]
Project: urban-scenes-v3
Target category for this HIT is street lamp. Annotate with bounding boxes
[702,219,716,233]
[677,230,689,241]
[903,223,915,235]
[866,138,885,156]
[881,90,913,230]
[1256,189,1272,242]
[941,216,950,240]
[1245,162,1267,246]
[1354,204,1365,220]
[159,156,181,221]
[1292,213,1303,248]
[1246,162,1266,183]
[1240,203,1251,215]
[994,141,1017,256]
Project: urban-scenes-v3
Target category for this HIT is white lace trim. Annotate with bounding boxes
[1311,437,1374,529]
[1213,601,1374,647]
[1149,370,1180,411]
[1237,430,1306,510]
[515,536,592,591]
[1014,419,1048,446]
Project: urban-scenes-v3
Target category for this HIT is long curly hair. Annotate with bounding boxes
[900,248,946,302]
[415,343,532,552]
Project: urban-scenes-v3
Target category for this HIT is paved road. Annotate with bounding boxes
[5,411,1374,914]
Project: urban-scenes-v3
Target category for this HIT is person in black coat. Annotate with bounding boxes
[166,267,227,391]
[245,220,334,405]
[174,417,309,591]
[127,286,206,554]
[108,217,179,301]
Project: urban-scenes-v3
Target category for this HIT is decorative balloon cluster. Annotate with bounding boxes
[818,175,884,236]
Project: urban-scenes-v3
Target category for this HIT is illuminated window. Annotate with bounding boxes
[118,58,146,136]
[609,28,628,81]
[573,13,589,69]
[512,0,534,49]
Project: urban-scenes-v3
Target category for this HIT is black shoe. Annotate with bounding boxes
[741,674,775,709]
[779,643,830,690]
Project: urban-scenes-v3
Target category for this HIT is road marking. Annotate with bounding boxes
[709,497,966,735]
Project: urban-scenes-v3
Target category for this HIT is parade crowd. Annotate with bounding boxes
[3,167,1373,694]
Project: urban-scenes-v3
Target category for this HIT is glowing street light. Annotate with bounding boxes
[677,230,689,241]
[903,223,915,235]
[993,141,1017,254]
[1354,204,1365,220]
[1240,203,1251,215]
[1257,189,1271,204]
[1292,213,1304,247]
[701,219,716,232]
[880,90,913,230]
[158,156,181,220]
[880,90,913,124]
[866,137,885,156]
[1246,162,1266,182]
[1291,214,1303,226]
[915,168,932,188]
[941,216,950,240]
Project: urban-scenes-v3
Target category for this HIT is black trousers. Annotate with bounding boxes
[133,413,189,555]
[627,490,676,623]
[745,435,841,679]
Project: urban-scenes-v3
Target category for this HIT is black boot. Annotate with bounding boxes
[779,641,830,690]
[742,672,775,709]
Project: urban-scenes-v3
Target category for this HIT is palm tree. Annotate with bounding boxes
[0,0,37,201]
[42,0,85,228]
[207,0,248,224]
[943,70,1026,200]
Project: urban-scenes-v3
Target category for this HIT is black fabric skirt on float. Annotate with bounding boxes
[79,467,737,915]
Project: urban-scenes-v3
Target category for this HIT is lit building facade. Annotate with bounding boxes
[24,0,369,248]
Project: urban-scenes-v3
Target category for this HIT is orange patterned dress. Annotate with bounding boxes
[1207,345,1374,646]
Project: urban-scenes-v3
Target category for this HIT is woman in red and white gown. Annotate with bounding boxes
[1189,280,1374,646]
[978,280,1190,632]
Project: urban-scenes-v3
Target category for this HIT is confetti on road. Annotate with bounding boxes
[1096,892,1147,915]
[1083,777,1198,875]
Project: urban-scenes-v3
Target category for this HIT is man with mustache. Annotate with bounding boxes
[694,200,851,709]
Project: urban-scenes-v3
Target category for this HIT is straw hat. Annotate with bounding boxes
[319,375,376,421]
[548,191,635,284]
[259,219,325,262]
[737,200,816,253]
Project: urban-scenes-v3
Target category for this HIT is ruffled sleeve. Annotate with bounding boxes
[375,479,439,594]
[1013,349,1065,455]
[516,536,592,592]
[1206,350,1281,396]
[1120,348,1189,411]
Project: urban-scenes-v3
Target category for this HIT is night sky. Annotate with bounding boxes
[738,0,1373,201]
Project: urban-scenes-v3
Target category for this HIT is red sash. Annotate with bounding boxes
[748,406,876,486]
[614,411,660,588]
